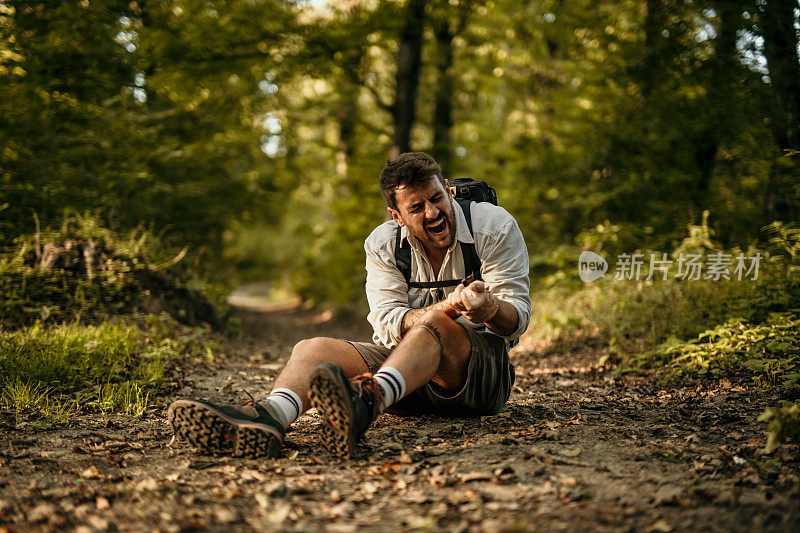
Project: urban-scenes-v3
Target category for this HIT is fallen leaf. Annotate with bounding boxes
[135,477,158,492]
[255,493,270,509]
[95,497,110,510]
[215,508,240,523]
[87,515,109,530]
[27,503,56,523]
[81,466,102,479]
[267,504,291,524]
[559,476,580,487]
[458,472,492,483]
[381,461,403,474]
[647,519,673,532]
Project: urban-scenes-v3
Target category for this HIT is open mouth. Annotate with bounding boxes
[426,217,447,237]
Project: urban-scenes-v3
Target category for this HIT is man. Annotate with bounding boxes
[168,152,531,459]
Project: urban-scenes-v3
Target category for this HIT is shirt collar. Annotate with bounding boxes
[399,200,474,250]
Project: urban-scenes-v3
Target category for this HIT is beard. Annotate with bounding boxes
[413,209,456,250]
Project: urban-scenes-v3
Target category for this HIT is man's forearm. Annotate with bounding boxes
[400,296,518,338]
[484,298,519,337]
[400,300,458,335]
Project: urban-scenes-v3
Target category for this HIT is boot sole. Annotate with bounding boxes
[167,399,282,458]
[309,365,355,459]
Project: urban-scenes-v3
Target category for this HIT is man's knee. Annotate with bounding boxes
[416,310,468,351]
[419,309,457,330]
[291,337,336,360]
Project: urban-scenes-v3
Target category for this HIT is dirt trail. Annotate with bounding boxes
[1,306,798,532]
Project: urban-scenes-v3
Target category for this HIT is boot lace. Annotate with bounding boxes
[350,373,384,411]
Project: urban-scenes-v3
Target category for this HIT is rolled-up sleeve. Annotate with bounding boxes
[364,237,410,349]
[479,218,531,342]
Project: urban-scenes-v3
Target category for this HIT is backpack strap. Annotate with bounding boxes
[395,226,413,285]
[457,199,483,283]
[393,199,482,289]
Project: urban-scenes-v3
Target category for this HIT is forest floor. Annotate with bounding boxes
[1,303,799,532]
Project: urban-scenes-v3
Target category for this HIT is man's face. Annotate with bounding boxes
[388,177,456,251]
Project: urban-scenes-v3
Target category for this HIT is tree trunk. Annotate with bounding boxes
[431,16,454,172]
[641,0,666,98]
[761,0,800,222]
[430,1,470,173]
[336,50,362,187]
[691,0,744,209]
[390,0,427,159]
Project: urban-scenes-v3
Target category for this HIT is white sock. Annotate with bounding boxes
[259,388,302,428]
[373,367,406,412]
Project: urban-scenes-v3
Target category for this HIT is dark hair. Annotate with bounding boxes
[379,152,444,209]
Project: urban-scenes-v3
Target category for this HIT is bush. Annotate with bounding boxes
[528,219,800,379]
[0,213,222,329]
[634,314,800,388]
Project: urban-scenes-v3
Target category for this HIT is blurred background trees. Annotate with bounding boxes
[2,0,798,309]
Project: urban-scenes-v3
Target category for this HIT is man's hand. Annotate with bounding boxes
[401,280,519,338]
[446,280,519,336]
[446,281,499,324]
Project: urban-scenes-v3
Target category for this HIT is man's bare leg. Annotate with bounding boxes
[380,309,471,395]
[308,310,471,458]
[270,337,369,411]
[168,337,368,459]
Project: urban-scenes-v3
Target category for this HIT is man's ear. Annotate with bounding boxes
[387,207,405,227]
[445,179,454,198]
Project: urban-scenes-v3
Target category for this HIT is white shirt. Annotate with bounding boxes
[363,200,531,349]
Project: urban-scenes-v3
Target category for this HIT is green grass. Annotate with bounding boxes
[1,378,51,411]
[0,215,227,424]
[0,315,217,425]
[530,274,765,355]
[93,381,150,417]
[0,321,139,388]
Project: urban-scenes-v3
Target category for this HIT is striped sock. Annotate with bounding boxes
[373,367,406,412]
[259,388,302,428]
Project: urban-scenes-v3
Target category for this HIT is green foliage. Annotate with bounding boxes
[0,213,222,328]
[758,403,800,453]
[1,0,798,309]
[531,219,800,383]
[0,0,293,268]
[0,314,216,423]
[532,272,762,354]
[635,314,800,387]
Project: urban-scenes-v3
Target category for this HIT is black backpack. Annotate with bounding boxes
[394,178,498,294]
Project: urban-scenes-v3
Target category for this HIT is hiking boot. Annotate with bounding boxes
[167,399,283,458]
[308,362,383,459]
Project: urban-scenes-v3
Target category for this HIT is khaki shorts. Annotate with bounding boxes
[346,327,514,417]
